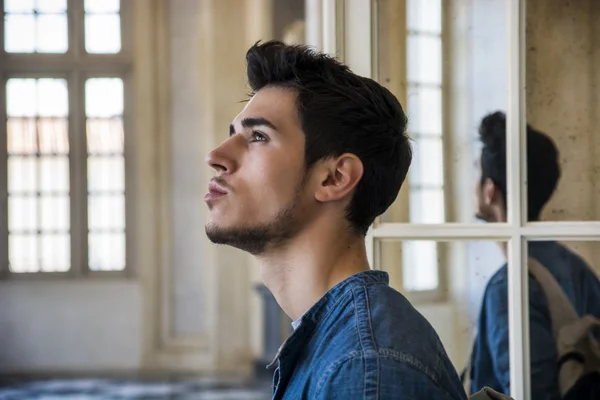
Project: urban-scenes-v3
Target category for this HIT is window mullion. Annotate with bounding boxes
[0,76,8,276]
[68,71,87,276]
[68,0,84,60]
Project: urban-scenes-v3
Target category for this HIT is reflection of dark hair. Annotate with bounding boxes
[246,40,411,235]
[478,111,561,221]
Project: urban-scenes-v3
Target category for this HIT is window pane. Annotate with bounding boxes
[409,188,445,223]
[7,118,37,155]
[9,234,38,273]
[88,156,124,192]
[407,87,442,135]
[85,14,121,54]
[5,0,35,13]
[7,79,37,117]
[36,0,67,13]
[84,0,120,13]
[40,234,70,271]
[410,138,444,186]
[88,194,125,230]
[37,79,68,117]
[407,35,442,85]
[40,195,69,231]
[36,14,68,53]
[8,157,37,193]
[8,195,37,232]
[39,156,69,193]
[38,118,69,154]
[89,232,125,271]
[86,118,124,153]
[376,239,507,371]
[86,78,124,117]
[525,6,600,222]
[407,0,441,34]
[4,14,35,52]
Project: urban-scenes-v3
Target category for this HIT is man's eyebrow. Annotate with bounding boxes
[230,117,278,135]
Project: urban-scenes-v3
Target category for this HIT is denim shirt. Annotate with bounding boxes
[269,270,467,399]
[470,241,600,399]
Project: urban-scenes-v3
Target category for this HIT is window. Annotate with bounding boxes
[403,0,444,292]
[0,0,131,275]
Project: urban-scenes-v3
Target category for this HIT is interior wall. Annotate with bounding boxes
[0,282,141,372]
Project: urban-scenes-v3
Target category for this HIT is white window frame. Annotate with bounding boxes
[310,1,600,399]
[0,0,134,279]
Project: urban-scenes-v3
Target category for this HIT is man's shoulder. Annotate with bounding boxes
[313,350,466,399]
[299,283,465,398]
[350,283,458,384]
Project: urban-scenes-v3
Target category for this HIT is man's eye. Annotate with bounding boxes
[251,131,267,142]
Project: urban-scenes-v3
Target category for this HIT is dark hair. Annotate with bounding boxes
[245,40,411,235]
[478,111,560,221]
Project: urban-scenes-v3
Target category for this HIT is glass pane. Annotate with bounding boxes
[407,35,442,85]
[89,232,125,271]
[407,0,441,34]
[7,118,37,155]
[4,14,36,53]
[36,0,67,13]
[407,86,442,134]
[85,14,121,54]
[39,156,69,193]
[8,195,37,232]
[6,79,36,117]
[88,156,124,192]
[5,0,34,13]
[84,0,120,13]
[409,188,444,223]
[37,79,68,117]
[9,234,39,273]
[38,118,69,154]
[376,239,507,374]
[85,78,124,117]
[525,3,600,222]
[86,118,124,153]
[376,0,508,224]
[40,195,69,231]
[40,234,69,271]
[409,137,444,186]
[88,194,125,230]
[36,14,68,53]
[527,240,599,399]
[8,157,37,193]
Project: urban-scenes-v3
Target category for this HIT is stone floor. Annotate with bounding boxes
[0,376,272,399]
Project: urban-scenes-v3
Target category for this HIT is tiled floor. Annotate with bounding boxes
[0,377,272,399]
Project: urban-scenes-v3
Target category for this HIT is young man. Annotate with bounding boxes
[470,111,600,399]
[204,41,467,399]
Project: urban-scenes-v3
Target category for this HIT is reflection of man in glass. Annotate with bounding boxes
[470,111,600,398]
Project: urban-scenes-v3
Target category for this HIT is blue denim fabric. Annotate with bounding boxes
[470,241,600,400]
[269,270,467,399]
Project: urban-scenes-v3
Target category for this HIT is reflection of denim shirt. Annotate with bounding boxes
[470,241,600,399]
[270,270,467,399]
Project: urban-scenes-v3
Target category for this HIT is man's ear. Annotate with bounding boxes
[314,154,364,203]
[482,177,498,205]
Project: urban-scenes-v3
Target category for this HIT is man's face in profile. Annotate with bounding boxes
[474,156,494,222]
[204,86,316,254]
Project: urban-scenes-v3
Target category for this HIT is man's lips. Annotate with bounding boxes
[204,180,228,202]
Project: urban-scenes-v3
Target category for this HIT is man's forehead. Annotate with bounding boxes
[233,87,297,126]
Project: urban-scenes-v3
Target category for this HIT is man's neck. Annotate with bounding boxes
[257,221,370,321]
